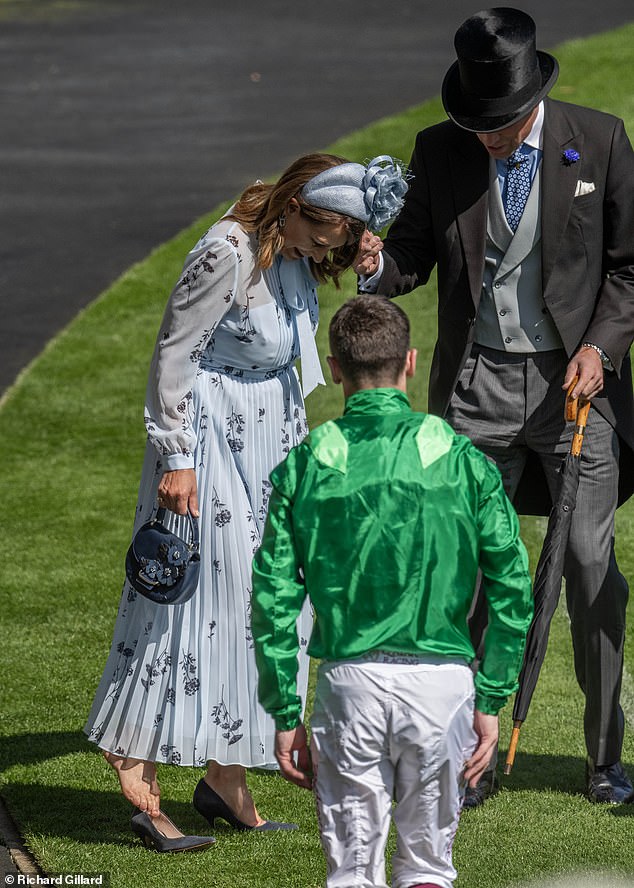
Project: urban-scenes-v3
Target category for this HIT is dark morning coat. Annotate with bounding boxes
[377,97,634,514]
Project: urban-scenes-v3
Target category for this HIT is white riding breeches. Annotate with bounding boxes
[310,657,477,888]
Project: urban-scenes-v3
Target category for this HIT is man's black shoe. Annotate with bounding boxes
[462,769,497,810]
[586,759,634,804]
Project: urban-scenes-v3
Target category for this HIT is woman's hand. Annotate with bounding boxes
[353,229,383,276]
[157,468,199,516]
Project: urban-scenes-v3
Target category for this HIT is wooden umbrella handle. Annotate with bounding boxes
[504,720,523,775]
[565,377,582,421]
[565,378,591,457]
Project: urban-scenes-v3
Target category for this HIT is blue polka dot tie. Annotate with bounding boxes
[504,148,532,232]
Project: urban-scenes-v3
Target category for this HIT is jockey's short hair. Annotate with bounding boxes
[329,295,410,385]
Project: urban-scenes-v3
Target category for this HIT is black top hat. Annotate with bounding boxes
[441,7,558,133]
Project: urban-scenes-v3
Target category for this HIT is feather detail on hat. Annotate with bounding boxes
[301,156,410,231]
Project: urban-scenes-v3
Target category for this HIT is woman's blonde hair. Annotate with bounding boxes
[227,153,366,287]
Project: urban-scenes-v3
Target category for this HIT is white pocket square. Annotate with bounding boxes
[575,180,595,197]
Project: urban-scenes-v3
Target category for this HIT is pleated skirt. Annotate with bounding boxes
[84,365,312,768]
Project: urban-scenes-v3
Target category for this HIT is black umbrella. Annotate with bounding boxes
[504,382,591,774]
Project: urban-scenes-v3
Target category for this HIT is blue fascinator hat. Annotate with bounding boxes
[301,155,409,232]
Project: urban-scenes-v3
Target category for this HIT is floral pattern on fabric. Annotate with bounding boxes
[85,216,312,767]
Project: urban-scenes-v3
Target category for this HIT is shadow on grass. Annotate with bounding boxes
[1,733,632,848]
[496,750,634,814]
[0,731,302,845]
[0,731,91,771]
[497,750,586,794]
[608,805,634,818]
[1,778,298,848]
[0,781,220,847]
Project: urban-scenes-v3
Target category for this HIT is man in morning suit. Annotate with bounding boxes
[356,7,634,807]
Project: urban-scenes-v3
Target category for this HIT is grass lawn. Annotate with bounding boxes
[2,21,634,888]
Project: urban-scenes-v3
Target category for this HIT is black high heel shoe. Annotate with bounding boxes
[193,778,298,831]
[130,808,216,852]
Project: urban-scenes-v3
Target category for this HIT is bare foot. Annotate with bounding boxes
[104,752,160,817]
[204,762,265,827]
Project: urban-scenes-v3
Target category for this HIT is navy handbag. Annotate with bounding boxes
[125,507,201,605]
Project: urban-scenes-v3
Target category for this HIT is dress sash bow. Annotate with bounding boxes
[277,257,326,397]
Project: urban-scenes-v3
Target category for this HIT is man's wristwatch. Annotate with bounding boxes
[582,341,612,369]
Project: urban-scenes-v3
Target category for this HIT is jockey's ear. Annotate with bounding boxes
[326,355,343,385]
[405,348,418,380]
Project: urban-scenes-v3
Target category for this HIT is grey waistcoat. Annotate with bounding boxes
[474,159,563,353]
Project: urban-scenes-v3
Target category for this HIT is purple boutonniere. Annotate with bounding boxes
[562,149,581,166]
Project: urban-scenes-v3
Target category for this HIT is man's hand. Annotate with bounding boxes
[157,468,199,516]
[563,347,604,400]
[275,724,313,789]
[464,710,499,788]
[353,229,383,276]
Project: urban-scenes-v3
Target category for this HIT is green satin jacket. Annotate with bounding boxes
[252,388,533,730]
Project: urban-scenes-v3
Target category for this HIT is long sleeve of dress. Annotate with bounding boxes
[144,234,240,469]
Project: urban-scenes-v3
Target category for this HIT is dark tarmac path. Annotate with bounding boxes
[2,0,633,395]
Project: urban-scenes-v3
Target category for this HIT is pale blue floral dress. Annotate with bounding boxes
[84,216,317,768]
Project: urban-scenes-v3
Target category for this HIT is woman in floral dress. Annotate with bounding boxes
[84,152,407,849]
